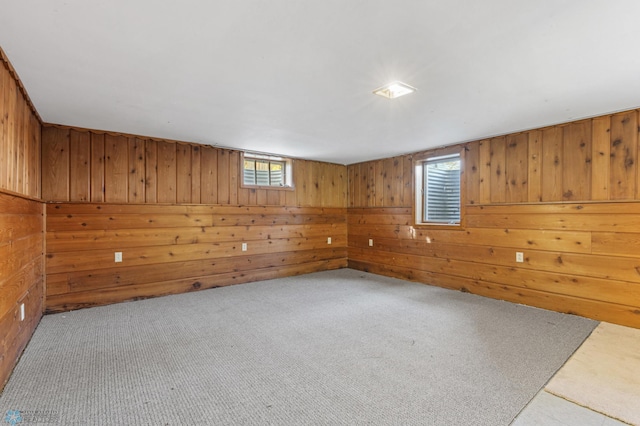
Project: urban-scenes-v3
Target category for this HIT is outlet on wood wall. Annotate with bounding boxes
[348,108,640,328]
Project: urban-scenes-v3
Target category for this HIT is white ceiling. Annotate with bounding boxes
[2,1,640,165]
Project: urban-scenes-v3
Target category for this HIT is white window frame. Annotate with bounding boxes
[241,152,293,189]
[414,149,464,228]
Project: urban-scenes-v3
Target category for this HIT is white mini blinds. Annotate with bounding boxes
[415,153,461,225]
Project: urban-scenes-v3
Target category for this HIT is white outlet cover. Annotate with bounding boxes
[241,243,248,251]
[327,237,332,244]
[369,239,374,247]
[115,252,123,262]
[516,252,524,263]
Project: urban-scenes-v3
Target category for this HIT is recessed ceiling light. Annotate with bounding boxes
[373,81,417,99]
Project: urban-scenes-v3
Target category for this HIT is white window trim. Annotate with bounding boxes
[414,150,463,228]
[241,152,294,190]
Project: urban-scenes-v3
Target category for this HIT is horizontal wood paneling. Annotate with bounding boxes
[0,49,44,391]
[45,203,347,312]
[347,110,640,329]
[41,125,347,207]
[0,191,44,390]
[348,205,640,328]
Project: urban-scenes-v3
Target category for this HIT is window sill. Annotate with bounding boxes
[413,222,465,231]
[240,184,295,191]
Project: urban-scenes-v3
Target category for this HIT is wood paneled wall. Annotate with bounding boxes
[348,154,413,208]
[45,203,347,312]
[41,125,348,312]
[41,125,347,207]
[0,48,44,390]
[0,50,41,198]
[0,193,43,389]
[348,108,640,328]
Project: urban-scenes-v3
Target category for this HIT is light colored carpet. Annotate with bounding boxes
[546,322,640,425]
[0,269,596,425]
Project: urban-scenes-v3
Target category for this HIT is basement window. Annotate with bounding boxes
[414,153,461,226]
[241,152,293,188]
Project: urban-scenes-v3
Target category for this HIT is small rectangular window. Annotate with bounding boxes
[415,153,461,226]
[242,153,293,188]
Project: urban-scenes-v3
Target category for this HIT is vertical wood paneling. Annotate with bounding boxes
[69,130,90,201]
[466,141,480,205]
[145,140,158,203]
[238,187,250,206]
[16,95,25,194]
[363,162,373,207]
[217,149,230,204]
[6,70,15,190]
[527,130,542,202]
[374,160,385,207]
[610,111,638,200]
[229,150,239,205]
[176,143,191,203]
[541,126,563,201]
[562,120,592,201]
[190,145,201,204]
[0,51,44,389]
[347,164,355,207]
[489,136,506,203]
[28,114,41,197]
[128,138,146,203]
[104,135,128,202]
[401,155,412,207]
[247,187,258,205]
[0,68,6,190]
[505,133,528,203]
[41,125,347,208]
[200,145,218,204]
[295,159,307,207]
[157,141,177,203]
[310,161,321,207]
[266,189,280,205]
[591,116,611,200]
[355,163,365,207]
[478,139,491,204]
[287,160,300,206]
[90,133,105,202]
[318,162,328,207]
[41,127,69,201]
[256,189,267,205]
[387,157,404,206]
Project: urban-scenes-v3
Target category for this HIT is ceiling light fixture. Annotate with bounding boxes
[373,81,417,99]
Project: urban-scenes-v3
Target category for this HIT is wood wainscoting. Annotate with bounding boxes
[0,191,44,389]
[348,204,640,328]
[45,203,347,312]
[1,48,44,390]
[348,108,640,329]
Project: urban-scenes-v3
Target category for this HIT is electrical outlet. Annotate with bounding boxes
[20,303,25,321]
[516,252,524,263]
[369,239,374,247]
[241,242,247,252]
[327,237,332,245]
[115,252,123,263]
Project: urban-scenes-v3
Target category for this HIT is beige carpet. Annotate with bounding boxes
[546,322,640,425]
[0,269,596,425]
